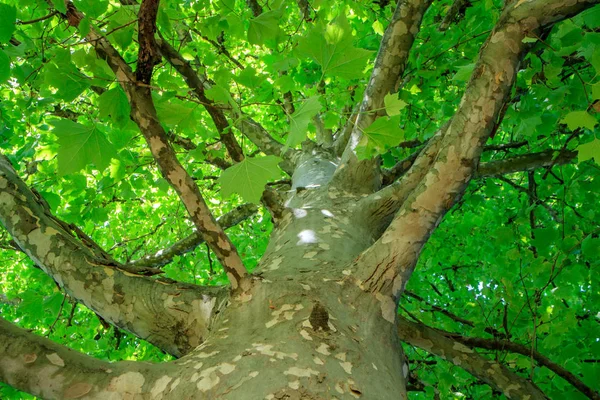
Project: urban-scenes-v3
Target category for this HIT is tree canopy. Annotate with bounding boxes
[0,0,599,398]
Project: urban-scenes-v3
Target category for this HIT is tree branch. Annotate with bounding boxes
[450,334,600,400]
[333,0,431,156]
[156,36,244,163]
[246,0,263,17]
[0,156,227,357]
[476,150,577,177]
[61,3,251,291]
[297,0,312,21]
[136,0,161,84]
[0,316,150,399]
[438,0,470,31]
[127,204,258,269]
[331,0,431,193]
[357,123,447,237]
[353,0,598,300]
[397,316,549,399]
[155,36,299,174]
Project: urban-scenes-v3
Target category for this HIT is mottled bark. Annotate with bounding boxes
[62,5,251,292]
[332,0,432,192]
[397,316,549,399]
[352,0,598,301]
[0,156,226,357]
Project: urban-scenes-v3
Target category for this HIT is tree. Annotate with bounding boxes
[0,0,599,398]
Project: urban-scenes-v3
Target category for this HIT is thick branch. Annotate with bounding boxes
[332,0,431,192]
[333,0,430,156]
[357,124,447,237]
[127,203,258,269]
[0,316,149,399]
[156,37,244,163]
[136,0,161,84]
[397,316,548,399]
[451,334,600,400]
[63,5,251,290]
[155,37,295,170]
[476,150,577,177]
[0,156,226,357]
[382,147,577,186]
[353,0,599,299]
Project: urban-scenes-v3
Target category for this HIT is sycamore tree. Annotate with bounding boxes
[1,0,600,398]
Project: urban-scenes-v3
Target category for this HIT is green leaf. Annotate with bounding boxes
[591,46,600,75]
[582,6,600,28]
[43,52,90,101]
[219,0,235,12]
[0,4,17,44]
[356,115,403,159]
[248,10,282,46]
[98,87,131,129]
[372,20,384,36]
[274,75,295,93]
[453,63,475,82]
[73,0,108,18]
[50,119,118,175]
[287,96,321,147]
[78,17,91,37]
[592,83,600,100]
[582,236,600,262]
[234,67,263,89]
[577,138,600,164]
[205,85,237,110]
[296,19,373,79]
[219,156,282,203]
[51,0,67,13]
[561,111,598,130]
[155,100,200,132]
[384,93,407,116]
[0,50,10,84]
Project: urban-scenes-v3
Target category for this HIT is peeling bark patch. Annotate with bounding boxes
[170,378,181,391]
[267,256,283,271]
[266,304,302,328]
[64,382,92,399]
[108,372,145,394]
[453,341,474,353]
[348,379,362,398]
[339,361,353,374]
[23,353,37,363]
[300,330,313,340]
[375,293,397,323]
[284,366,319,377]
[46,353,65,367]
[316,343,331,356]
[196,351,219,358]
[252,343,298,360]
[151,376,172,398]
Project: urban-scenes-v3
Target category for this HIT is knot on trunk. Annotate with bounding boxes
[309,301,330,332]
